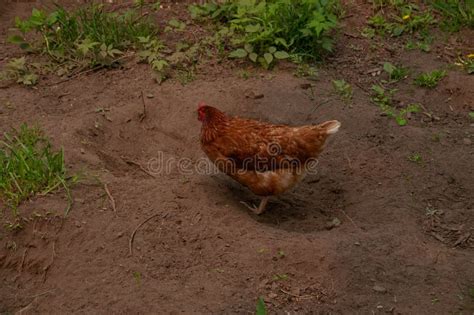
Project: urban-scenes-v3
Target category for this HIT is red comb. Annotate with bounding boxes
[198,101,206,108]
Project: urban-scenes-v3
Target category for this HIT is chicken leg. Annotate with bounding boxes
[240,197,269,215]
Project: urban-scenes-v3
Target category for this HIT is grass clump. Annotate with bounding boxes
[383,62,409,82]
[431,0,473,32]
[371,85,420,126]
[9,5,162,75]
[190,0,341,68]
[414,69,446,88]
[0,124,73,215]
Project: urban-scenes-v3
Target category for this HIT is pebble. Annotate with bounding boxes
[463,138,472,145]
[146,94,154,98]
[373,285,387,293]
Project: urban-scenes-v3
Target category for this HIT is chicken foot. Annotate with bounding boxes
[240,197,269,215]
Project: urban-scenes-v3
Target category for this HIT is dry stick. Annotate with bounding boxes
[139,91,147,122]
[19,248,28,273]
[121,157,156,178]
[129,214,161,256]
[104,184,117,216]
[338,208,360,230]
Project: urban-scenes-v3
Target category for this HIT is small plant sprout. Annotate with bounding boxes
[256,297,267,315]
[332,79,353,101]
[383,62,409,82]
[408,153,423,164]
[414,70,447,88]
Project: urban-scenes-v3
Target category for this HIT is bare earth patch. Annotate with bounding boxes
[1,1,473,314]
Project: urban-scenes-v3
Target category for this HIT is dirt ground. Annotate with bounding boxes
[0,0,473,314]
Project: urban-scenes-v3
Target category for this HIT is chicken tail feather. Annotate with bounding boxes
[318,120,341,135]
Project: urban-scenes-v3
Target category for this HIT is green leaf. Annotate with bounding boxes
[244,43,253,53]
[274,51,289,59]
[249,52,258,62]
[263,53,273,65]
[383,62,395,75]
[268,46,276,54]
[229,48,248,58]
[245,24,261,33]
[396,117,407,126]
[469,112,474,120]
[256,297,267,315]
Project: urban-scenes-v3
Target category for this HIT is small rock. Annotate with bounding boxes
[463,138,472,145]
[80,148,85,154]
[245,90,264,99]
[373,285,387,293]
[326,217,341,230]
[268,292,278,299]
[146,94,154,99]
[116,232,124,238]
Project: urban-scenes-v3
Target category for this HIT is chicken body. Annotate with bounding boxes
[198,103,340,214]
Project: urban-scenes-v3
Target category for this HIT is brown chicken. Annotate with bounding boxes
[198,101,340,214]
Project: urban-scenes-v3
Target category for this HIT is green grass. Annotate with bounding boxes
[431,0,474,32]
[189,0,341,68]
[0,124,73,215]
[414,69,446,88]
[383,62,409,82]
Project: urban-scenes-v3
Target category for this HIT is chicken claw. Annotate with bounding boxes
[240,197,269,215]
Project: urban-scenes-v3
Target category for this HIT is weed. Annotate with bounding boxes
[431,0,473,32]
[414,69,446,88]
[137,35,169,83]
[367,2,435,37]
[0,124,74,215]
[408,153,422,163]
[256,297,267,315]
[332,79,352,100]
[9,5,157,71]
[190,0,340,68]
[0,57,38,86]
[294,64,318,79]
[469,112,474,120]
[165,18,186,32]
[383,62,408,82]
[371,85,420,126]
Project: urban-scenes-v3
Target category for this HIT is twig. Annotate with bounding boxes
[42,241,56,283]
[129,214,161,256]
[104,184,117,216]
[19,248,28,273]
[16,297,37,314]
[139,91,147,122]
[338,208,360,230]
[121,156,156,178]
